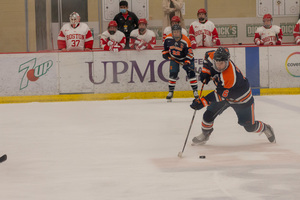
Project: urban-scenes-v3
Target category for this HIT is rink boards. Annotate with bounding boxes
[0,46,299,103]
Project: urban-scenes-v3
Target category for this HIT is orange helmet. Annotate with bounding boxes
[138,18,148,25]
[197,8,207,15]
[108,20,118,28]
[171,16,181,23]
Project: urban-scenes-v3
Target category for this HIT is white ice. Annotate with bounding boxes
[1,95,300,200]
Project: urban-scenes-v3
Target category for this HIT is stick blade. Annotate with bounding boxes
[0,154,7,163]
[178,152,183,158]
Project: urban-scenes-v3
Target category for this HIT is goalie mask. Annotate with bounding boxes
[172,24,182,41]
[70,12,80,28]
[213,47,230,72]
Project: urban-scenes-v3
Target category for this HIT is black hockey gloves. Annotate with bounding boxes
[200,72,211,84]
[190,97,209,110]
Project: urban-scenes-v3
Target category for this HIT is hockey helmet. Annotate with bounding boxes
[171,16,181,23]
[172,24,182,41]
[213,47,230,72]
[69,12,80,28]
[108,20,118,28]
[263,14,272,28]
[263,13,272,20]
[138,18,148,25]
[197,8,207,15]
[214,47,230,61]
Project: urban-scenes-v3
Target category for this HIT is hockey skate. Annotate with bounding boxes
[262,124,276,143]
[166,91,173,102]
[192,129,213,145]
[193,90,199,98]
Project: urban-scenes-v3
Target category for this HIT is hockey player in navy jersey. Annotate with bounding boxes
[190,47,275,145]
[162,24,198,102]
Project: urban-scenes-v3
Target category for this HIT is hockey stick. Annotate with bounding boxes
[178,82,205,158]
[0,154,7,163]
[169,57,201,74]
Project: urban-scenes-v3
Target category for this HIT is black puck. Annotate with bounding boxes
[199,155,206,159]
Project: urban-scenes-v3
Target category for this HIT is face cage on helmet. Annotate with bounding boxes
[172,29,182,41]
[213,60,229,73]
[263,18,272,29]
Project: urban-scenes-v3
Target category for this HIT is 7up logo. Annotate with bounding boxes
[19,58,53,90]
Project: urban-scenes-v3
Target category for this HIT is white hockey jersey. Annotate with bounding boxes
[129,29,156,50]
[100,30,126,51]
[162,26,188,43]
[254,25,283,45]
[57,23,93,51]
[293,19,300,44]
[189,20,219,47]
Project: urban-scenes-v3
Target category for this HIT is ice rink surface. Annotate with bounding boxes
[1,95,300,200]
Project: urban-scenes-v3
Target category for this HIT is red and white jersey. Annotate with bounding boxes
[189,20,219,47]
[57,23,93,51]
[254,25,283,45]
[162,26,187,43]
[100,30,126,51]
[129,29,156,50]
[293,19,300,43]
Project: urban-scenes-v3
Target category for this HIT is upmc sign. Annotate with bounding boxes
[58,50,207,94]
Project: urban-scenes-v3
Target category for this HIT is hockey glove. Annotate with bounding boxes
[162,51,171,60]
[255,38,264,46]
[191,40,197,49]
[190,97,209,110]
[213,38,221,45]
[276,39,282,45]
[200,72,211,84]
[296,36,300,45]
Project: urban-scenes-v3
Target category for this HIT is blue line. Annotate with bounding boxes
[245,47,260,89]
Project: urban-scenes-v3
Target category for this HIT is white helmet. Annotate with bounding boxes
[69,12,80,28]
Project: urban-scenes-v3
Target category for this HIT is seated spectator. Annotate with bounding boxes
[129,18,156,51]
[189,8,220,48]
[293,15,300,45]
[163,16,187,43]
[113,0,139,49]
[57,12,93,51]
[100,21,126,52]
[254,14,283,46]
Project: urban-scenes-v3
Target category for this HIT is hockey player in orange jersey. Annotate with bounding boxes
[190,47,275,145]
[162,24,198,102]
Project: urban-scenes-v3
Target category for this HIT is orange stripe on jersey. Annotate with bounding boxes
[166,33,173,40]
[208,51,214,61]
[251,103,255,124]
[240,90,252,102]
[202,67,211,75]
[221,62,236,89]
[202,122,213,128]
[181,35,191,47]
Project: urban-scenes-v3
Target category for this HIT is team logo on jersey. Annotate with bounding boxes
[18,58,53,90]
[285,52,300,77]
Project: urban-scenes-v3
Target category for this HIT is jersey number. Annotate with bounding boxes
[172,50,180,56]
[71,40,80,47]
[222,90,229,97]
